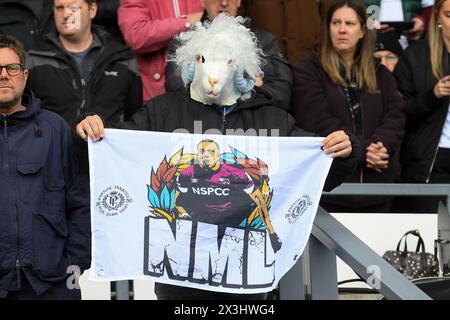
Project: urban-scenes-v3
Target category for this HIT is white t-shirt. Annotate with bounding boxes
[421,0,434,7]
[438,104,450,149]
[379,0,434,21]
[380,0,404,22]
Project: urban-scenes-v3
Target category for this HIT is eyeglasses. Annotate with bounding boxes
[0,63,24,76]
[374,54,399,63]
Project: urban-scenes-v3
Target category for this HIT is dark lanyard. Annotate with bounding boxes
[341,79,363,136]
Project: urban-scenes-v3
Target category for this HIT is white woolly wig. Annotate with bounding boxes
[171,14,265,97]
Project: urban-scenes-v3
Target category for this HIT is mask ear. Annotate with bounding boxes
[234,69,255,93]
[182,60,196,85]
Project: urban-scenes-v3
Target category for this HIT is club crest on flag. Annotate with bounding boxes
[285,195,313,224]
[96,185,132,216]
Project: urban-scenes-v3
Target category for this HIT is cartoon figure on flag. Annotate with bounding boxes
[147,139,282,252]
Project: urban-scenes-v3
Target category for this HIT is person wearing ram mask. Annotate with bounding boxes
[76,14,360,300]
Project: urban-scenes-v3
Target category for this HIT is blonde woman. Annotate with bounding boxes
[292,0,405,213]
[394,0,450,212]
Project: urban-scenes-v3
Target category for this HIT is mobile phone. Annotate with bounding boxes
[380,21,415,32]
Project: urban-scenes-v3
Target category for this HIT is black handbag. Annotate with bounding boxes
[382,230,439,280]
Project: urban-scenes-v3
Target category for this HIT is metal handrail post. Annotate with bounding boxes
[278,256,306,300]
[438,199,450,275]
[113,280,131,300]
[303,235,338,300]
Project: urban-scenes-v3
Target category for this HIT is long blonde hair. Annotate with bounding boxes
[318,0,377,93]
[429,0,447,80]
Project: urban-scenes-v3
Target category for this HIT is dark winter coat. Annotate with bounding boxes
[26,27,143,188]
[0,92,90,297]
[394,39,450,182]
[291,56,405,208]
[26,27,142,127]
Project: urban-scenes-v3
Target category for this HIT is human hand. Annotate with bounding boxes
[255,76,263,87]
[371,19,395,32]
[404,17,425,40]
[234,68,255,93]
[434,76,450,98]
[366,142,389,173]
[76,115,104,142]
[187,11,203,24]
[322,130,352,158]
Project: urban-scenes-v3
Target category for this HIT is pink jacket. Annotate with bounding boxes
[118,0,203,103]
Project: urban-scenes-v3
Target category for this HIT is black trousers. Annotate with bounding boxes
[155,283,268,300]
[4,271,81,300]
[393,148,450,213]
[321,196,392,213]
[429,148,450,183]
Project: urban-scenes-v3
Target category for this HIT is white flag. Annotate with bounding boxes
[88,129,332,294]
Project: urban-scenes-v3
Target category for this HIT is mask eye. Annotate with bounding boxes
[227,59,233,65]
[196,54,205,63]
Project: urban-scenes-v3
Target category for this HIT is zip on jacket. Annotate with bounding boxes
[3,117,8,141]
[2,117,9,172]
[15,205,21,289]
[221,109,227,134]
[426,108,450,183]
[27,28,138,123]
[338,84,366,183]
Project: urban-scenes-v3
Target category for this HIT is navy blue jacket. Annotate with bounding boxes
[0,92,90,297]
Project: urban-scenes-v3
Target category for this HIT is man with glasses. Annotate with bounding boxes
[26,0,143,196]
[0,35,90,300]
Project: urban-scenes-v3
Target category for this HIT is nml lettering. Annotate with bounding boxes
[192,187,230,196]
[143,217,275,289]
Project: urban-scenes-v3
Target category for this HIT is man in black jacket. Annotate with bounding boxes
[76,14,360,300]
[164,0,293,112]
[26,0,142,127]
[26,0,143,194]
[0,35,90,300]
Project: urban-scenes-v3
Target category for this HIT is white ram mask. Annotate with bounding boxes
[173,14,264,106]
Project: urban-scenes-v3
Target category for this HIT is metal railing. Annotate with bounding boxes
[278,183,450,300]
[111,281,133,300]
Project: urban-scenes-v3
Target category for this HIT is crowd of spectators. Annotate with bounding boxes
[2,0,448,300]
